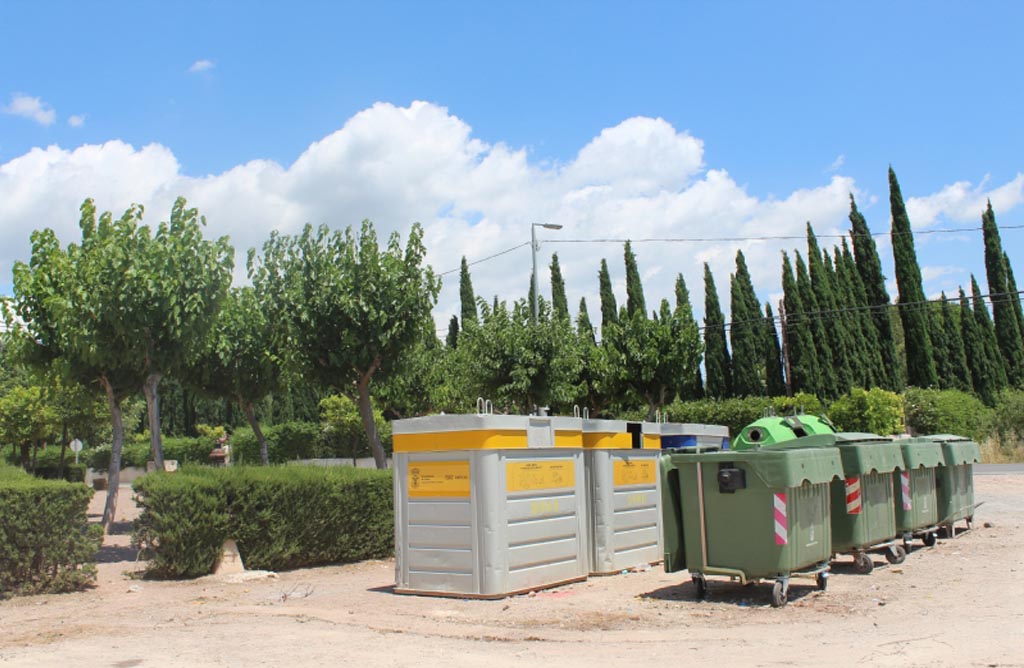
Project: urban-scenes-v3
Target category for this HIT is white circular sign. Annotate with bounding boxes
[69,438,83,453]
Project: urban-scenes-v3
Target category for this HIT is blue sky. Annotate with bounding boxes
[2,1,1022,328]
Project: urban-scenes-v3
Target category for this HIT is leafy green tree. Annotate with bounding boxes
[550,253,570,321]
[11,201,165,528]
[458,299,582,413]
[729,251,764,397]
[603,299,701,420]
[598,258,618,330]
[0,383,56,469]
[459,256,478,329]
[574,298,613,416]
[674,274,704,399]
[796,251,838,397]
[849,194,902,390]
[623,241,646,318]
[982,202,1024,386]
[703,263,732,398]
[827,387,905,435]
[781,251,820,396]
[889,167,938,388]
[319,394,389,463]
[190,287,282,465]
[250,221,440,468]
[763,303,787,396]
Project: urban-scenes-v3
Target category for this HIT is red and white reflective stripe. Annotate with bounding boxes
[901,471,912,511]
[773,492,788,545]
[845,476,862,514]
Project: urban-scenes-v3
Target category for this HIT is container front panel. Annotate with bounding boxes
[503,453,587,593]
[783,482,832,572]
[588,451,662,573]
[895,468,938,532]
[399,455,477,594]
[830,472,896,552]
[937,464,975,525]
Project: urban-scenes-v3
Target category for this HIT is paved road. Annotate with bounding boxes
[976,463,1024,475]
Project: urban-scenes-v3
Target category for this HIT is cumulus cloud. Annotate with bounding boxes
[3,93,56,126]
[68,115,85,128]
[188,59,215,73]
[1,101,1020,330]
[907,173,1024,228]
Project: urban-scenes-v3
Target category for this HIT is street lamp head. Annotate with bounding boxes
[539,223,562,230]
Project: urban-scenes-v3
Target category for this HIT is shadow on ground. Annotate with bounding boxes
[95,544,140,564]
[641,575,820,607]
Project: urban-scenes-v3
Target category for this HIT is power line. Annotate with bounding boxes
[438,242,530,277]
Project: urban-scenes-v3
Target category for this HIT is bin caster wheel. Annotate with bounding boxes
[815,572,828,591]
[692,575,708,600]
[966,517,974,530]
[922,532,937,547]
[886,544,907,565]
[771,580,788,608]
[854,552,874,574]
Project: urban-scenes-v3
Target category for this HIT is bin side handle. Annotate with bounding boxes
[696,459,709,570]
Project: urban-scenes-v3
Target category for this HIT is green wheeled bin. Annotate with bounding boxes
[930,434,982,537]
[893,438,944,549]
[660,446,842,607]
[770,433,906,574]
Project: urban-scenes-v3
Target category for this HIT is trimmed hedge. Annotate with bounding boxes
[133,465,394,578]
[1,447,88,482]
[903,388,992,442]
[0,469,102,598]
[663,393,824,438]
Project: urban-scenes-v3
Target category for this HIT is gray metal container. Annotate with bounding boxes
[392,414,587,598]
[660,422,731,451]
[582,419,662,575]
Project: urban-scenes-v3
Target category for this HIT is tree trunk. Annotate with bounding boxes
[58,420,68,479]
[355,376,386,469]
[19,442,29,469]
[242,399,269,465]
[142,372,165,469]
[30,439,39,473]
[101,377,125,533]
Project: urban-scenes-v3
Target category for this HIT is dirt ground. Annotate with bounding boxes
[1,475,1022,668]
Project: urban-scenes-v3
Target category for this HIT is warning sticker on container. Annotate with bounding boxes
[613,459,657,486]
[506,460,575,493]
[408,460,471,498]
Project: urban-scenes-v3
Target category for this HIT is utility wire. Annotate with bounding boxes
[438,242,530,277]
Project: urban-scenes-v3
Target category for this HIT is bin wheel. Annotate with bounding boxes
[854,552,874,574]
[966,517,974,530]
[771,580,788,608]
[815,572,828,591]
[886,544,907,565]
[692,575,708,600]
[922,531,937,547]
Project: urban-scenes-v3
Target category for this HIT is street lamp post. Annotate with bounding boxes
[531,223,563,321]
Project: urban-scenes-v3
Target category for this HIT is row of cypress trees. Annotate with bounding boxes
[450,167,1022,409]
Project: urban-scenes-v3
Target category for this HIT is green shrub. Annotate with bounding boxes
[0,475,102,598]
[902,388,992,442]
[86,443,152,470]
[663,393,823,439]
[828,387,905,435]
[133,465,394,578]
[1,446,88,482]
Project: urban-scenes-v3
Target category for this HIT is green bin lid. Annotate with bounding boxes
[896,438,945,469]
[662,446,842,487]
[732,414,837,451]
[763,432,904,474]
[923,434,981,465]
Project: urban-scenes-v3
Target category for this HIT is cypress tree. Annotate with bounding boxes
[781,252,821,396]
[624,241,647,318]
[960,286,1001,404]
[929,300,955,390]
[445,314,460,349]
[838,240,884,388]
[890,167,938,388]
[764,303,787,396]
[807,224,853,394]
[972,275,1009,392]
[939,293,971,392]
[1005,252,1024,348]
[982,202,1024,385]
[550,253,570,322]
[849,194,902,390]
[674,273,704,399]
[703,263,732,398]
[729,250,764,397]
[577,297,596,344]
[796,251,838,397]
[459,256,478,328]
[598,259,618,330]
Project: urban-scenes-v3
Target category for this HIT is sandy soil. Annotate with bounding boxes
[1,475,1022,668]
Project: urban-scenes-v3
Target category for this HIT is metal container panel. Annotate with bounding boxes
[894,467,938,533]
[830,471,897,553]
[585,449,662,574]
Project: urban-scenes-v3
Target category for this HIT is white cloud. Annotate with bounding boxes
[68,115,85,128]
[3,93,56,126]
[827,154,845,172]
[1,101,1021,332]
[907,173,1024,228]
[188,59,215,74]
